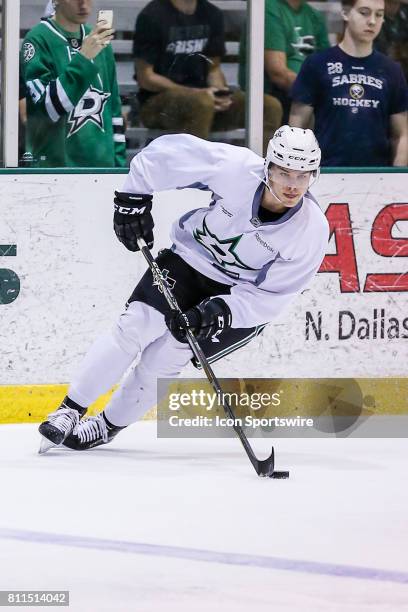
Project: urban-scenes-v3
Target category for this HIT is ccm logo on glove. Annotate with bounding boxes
[113,191,154,251]
[166,298,232,343]
[114,205,147,215]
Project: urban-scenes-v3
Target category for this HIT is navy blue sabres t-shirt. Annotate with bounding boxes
[291,46,408,166]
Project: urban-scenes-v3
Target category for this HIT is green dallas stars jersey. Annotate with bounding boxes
[21,18,126,167]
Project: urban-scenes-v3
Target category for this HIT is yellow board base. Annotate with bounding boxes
[0,385,156,424]
[0,378,407,424]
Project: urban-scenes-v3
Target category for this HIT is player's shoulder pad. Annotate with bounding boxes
[217,141,263,172]
[141,133,214,160]
[305,191,329,224]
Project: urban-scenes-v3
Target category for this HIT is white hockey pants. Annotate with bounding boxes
[68,301,193,426]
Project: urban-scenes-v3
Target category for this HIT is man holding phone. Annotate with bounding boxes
[133,0,282,153]
[21,0,126,167]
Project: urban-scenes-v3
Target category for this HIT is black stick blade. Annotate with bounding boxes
[256,447,275,477]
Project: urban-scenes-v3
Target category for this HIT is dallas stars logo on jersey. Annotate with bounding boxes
[194,217,255,272]
[67,86,111,137]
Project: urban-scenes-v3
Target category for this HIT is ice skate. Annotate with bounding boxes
[38,398,86,454]
[62,412,125,451]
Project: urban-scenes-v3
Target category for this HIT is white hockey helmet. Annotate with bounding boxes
[265,125,321,178]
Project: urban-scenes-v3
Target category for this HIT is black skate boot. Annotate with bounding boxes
[63,412,125,451]
[38,397,87,454]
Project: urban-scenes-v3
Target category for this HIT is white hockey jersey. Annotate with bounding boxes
[123,134,329,329]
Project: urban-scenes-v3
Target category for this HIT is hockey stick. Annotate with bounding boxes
[137,237,289,479]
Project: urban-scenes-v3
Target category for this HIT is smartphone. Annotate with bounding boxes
[214,89,232,97]
[97,9,113,28]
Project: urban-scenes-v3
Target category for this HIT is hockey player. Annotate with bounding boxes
[38,126,329,451]
[21,0,126,167]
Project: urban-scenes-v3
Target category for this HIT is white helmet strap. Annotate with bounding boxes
[251,168,308,205]
[250,170,285,202]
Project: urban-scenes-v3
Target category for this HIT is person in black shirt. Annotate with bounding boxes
[133,0,282,152]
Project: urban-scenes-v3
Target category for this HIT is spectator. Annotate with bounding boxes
[133,0,282,153]
[18,1,55,162]
[21,0,126,167]
[290,0,408,166]
[374,0,408,79]
[240,0,330,122]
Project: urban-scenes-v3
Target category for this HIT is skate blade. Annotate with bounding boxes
[38,437,59,455]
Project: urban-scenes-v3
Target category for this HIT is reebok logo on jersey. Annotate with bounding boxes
[255,233,277,255]
[221,206,233,218]
[67,86,111,137]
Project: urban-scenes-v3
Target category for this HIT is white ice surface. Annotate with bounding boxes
[0,423,407,612]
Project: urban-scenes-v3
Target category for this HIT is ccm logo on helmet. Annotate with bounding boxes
[288,155,307,161]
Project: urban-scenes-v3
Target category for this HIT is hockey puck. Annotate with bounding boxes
[270,470,290,479]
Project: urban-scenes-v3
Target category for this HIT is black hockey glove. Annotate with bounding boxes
[166,298,232,343]
[113,191,154,252]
